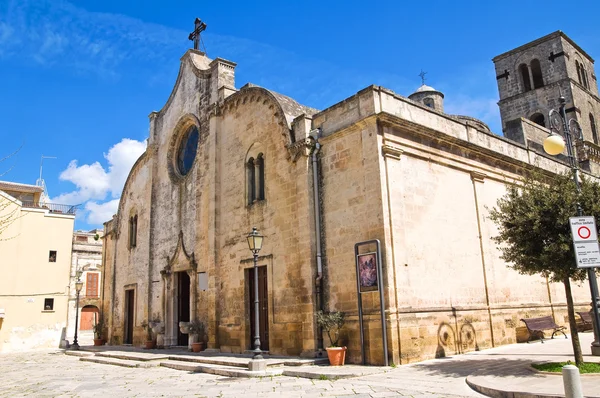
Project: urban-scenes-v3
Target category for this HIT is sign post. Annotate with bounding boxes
[569,217,600,268]
[354,239,388,366]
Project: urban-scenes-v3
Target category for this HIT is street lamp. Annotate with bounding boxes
[543,94,600,353]
[246,227,264,359]
[71,270,84,350]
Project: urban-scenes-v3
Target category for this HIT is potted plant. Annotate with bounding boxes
[92,316,105,346]
[316,310,347,366]
[141,320,156,349]
[188,319,206,353]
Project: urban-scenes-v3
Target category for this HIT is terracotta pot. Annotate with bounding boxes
[93,338,104,346]
[326,346,347,366]
[191,342,205,353]
[145,340,156,349]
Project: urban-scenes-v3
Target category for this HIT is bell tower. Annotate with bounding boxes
[493,31,600,144]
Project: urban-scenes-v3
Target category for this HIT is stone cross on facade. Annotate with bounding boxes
[419,70,427,85]
[188,18,207,50]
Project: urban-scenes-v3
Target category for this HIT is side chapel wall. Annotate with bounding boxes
[212,88,317,356]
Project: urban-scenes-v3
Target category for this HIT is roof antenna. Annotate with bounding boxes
[37,155,57,204]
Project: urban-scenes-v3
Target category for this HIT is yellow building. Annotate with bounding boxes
[0,181,76,352]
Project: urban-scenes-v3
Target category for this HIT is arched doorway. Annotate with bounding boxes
[81,305,99,331]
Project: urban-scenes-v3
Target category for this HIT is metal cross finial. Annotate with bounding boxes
[418,70,427,85]
[188,18,207,50]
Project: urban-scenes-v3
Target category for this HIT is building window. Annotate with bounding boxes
[44,298,54,311]
[530,59,544,89]
[519,64,531,92]
[582,69,590,89]
[256,153,265,201]
[576,61,583,85]
[247,157,256,205]
[576,61,590,89]
[49,251,57,262]
[247,153,266,205]
[423,98,434,108]
[530,113,546,127]
[591,114,598,145]
[176,125,199,176]
[86,272,99,298]
[129,215,137,249]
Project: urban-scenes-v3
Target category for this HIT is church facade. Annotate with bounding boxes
[101,30,599,364]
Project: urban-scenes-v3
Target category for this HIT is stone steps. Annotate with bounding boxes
[94,351,169,362]
[159,360,284,378]
[80,356,160,368]
[64,350,94,358]
[163,354,251,368]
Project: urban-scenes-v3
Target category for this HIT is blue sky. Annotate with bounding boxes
[1,0,599,231]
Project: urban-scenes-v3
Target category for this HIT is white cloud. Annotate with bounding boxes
[85,199,119,225]
[53,138,146,225]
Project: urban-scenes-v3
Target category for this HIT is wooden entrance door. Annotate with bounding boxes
[177,272,191,346]
[124,289,135,344]
[248,266,269,351]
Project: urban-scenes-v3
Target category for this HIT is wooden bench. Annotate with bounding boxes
[577,311,593,332]
[520,316,567,343]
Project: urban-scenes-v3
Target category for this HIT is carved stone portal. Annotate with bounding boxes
[161,231,198,347]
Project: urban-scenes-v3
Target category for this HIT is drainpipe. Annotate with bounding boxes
[310,128,324,352]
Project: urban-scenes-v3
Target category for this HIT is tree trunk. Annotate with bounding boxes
[563,276,584,366]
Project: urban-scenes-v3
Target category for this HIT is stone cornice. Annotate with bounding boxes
[381,144,404,160]
[286,138,315,162]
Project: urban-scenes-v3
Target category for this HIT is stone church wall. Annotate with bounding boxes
[311,86,593,365]
[101,41,598,364]
[107,154,153,345]
[212,88,317,356]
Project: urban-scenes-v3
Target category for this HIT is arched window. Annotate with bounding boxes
[576,61,590,89]
[519,64,531,92]
[256,153,265,201]
[576,61,583,85]
[423,98,434,108]
[591,113,598,145]
[129,215,137,249]
[530,59,544,89]
[582,68,590,89]
[247,157,255,205]
[530,113,545,127]
[246,152,266,205]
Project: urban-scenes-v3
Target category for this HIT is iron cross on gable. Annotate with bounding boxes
[419,70,427,85]
[188,18,207,50]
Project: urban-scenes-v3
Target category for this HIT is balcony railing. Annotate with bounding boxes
[21,202,78,215]
[576,140,600,164]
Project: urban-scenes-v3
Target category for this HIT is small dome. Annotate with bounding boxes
[414,84,438,93]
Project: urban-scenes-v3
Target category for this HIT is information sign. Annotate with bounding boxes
[569,217,600,268]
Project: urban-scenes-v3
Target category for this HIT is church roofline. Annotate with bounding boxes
[492,30,594,63]
[232,83,319,129]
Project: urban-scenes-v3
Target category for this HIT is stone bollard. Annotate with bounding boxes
[562,365,583,398]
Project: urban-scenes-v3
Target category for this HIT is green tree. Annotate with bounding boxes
[489,170,600,366]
